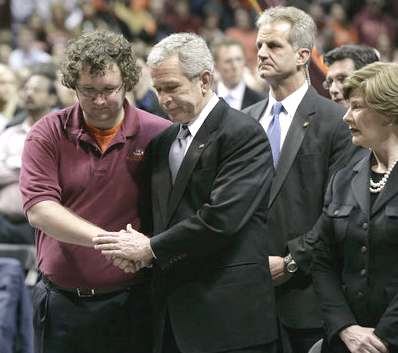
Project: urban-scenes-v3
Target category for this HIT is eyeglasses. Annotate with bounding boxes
[76,83,124,98]
[322,74,348,90]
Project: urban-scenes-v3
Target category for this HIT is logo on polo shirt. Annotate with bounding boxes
[127,149,144,161]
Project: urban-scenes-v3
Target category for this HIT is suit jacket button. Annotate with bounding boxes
[361,246,367,254]
[360,269,367,276]
[357,291,364,298]
[362,222,368,230]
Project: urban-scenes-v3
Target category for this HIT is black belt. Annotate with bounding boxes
[41,275,134,298]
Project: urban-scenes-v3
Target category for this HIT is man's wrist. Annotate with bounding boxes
[283,253,298,273]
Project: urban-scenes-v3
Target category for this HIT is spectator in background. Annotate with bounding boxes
[323,44,379,107]
[147,0,173,43]
[45,2,73,51]
[323,45,380,168]
[213,37,264,110]
[130,57,168,119]
[164,0,202,34]
[67,0,126,36]
[112,0,157,43]
[199,3,224,47]
[9,26,52,71]
[0,71,58,245]
[19,30,170,353]
[225,7,258,70]
[7,63,58,127]
[325,3,358,50]
[244,6,351,353]
[0,64,21,129]
[26,11,49,52]
[353,0,396,60]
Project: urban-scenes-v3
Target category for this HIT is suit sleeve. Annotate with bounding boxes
[311,174,357,343]
[375,295,398,349]
[375,273,398,346]
[150,120,274,269]
[287,115,352,274]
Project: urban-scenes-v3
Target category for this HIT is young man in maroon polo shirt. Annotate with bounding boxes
[19,31,170,353]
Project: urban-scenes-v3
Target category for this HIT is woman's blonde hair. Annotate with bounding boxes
[343,62,398,124]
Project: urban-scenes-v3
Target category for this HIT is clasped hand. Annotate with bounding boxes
[340,325,389,353]
[93,224,153,273]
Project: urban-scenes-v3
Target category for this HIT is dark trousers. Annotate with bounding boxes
[278,324,323,353]
[32,279,152,353]
[162,314,278,353]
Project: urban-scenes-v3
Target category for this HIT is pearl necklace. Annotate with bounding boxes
[369,159,398,193]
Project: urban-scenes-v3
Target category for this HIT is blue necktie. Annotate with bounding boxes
[169,124,190,183]
[267,102,283,166]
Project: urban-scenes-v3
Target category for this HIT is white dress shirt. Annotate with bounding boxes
[217,80,245,110]
[259,82,309,150]
[183,93,219,155]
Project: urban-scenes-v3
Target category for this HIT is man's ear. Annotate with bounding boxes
[199,70,213,92]
[296,48,311,67]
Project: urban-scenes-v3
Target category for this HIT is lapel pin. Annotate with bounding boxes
[198,144,205,149]
[303,121,310,128]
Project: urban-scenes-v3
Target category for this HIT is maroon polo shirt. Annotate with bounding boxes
[20,101,170,288]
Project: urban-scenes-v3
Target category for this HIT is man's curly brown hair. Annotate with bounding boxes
[61,31,140,92]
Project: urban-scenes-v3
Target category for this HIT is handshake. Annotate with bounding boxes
[93,224,153,274]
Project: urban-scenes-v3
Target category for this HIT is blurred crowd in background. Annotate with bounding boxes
[0,0,397,92]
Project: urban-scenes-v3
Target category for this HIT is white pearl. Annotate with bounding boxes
[369,159,398,193]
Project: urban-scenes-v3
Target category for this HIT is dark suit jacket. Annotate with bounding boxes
[243,86,351,329]
[148,99,278,353]
[313,153,398,352]
[241,85,265,110]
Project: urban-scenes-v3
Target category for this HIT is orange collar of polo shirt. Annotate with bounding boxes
[85,120,123,152]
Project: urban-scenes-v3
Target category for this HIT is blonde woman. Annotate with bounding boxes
[313,62,398,353]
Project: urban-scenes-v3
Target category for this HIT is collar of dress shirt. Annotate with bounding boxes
[217,80,245,100]
[186,93,219,139]
[267,81,309,119]
[259,81,309,149]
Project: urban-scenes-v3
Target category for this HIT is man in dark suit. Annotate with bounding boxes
[213,37,264,110]
[243,6,352,353]
[94,33,278,353]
